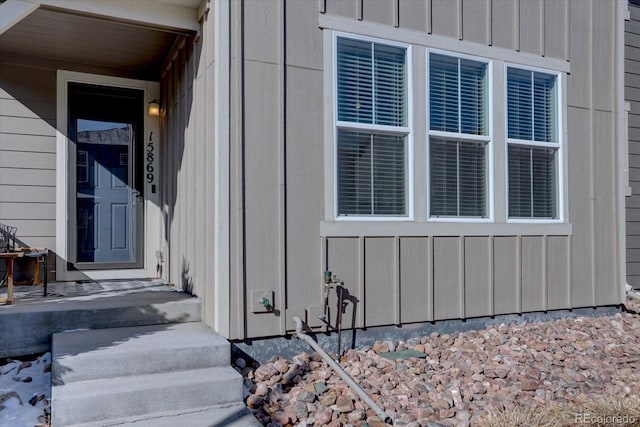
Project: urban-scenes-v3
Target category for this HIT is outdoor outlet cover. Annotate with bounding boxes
[251,290,274,313]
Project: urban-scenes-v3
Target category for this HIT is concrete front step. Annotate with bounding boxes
[53,323,231,384]
[52,366,243,426]
[1,290,201,357]
[66,403,262,427]
[51,322,251,427]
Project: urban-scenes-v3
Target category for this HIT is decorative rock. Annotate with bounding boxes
[314,407,333,426]
[254,383,269,397]
[246,394,263,409]
[347,409,366,421]
[274,359,289,374]
[319,391,337,406]
[294,400,308,419]
[336,395,355,413]
[315,381,329,395]
[520,378,539,391]
[239,298,640,427]
[235,357,247,369]
[297,390,316,403]
[270,411,290,425]
[254,365,278,382]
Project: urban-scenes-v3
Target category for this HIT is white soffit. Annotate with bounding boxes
[0,0,38,36]
[14,0,200,32]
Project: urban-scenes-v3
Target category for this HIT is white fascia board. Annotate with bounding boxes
[0,0,39,36]
[37,0,199,32]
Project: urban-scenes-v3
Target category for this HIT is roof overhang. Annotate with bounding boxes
[0,0,200,80]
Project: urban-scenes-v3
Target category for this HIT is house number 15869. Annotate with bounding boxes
[147,132,155,184]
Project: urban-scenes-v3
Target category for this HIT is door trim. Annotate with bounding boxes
[56,71,161,281]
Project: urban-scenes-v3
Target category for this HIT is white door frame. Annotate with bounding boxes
[56,70,162,281]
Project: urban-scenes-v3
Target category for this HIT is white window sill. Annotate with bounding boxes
[320,221,572,237]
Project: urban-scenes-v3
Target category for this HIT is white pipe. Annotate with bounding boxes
[292,316,393,425]
[626,283,640,301]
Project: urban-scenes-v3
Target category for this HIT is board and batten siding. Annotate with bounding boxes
[159,8,218,327]
[626,2,640,288]
[214,0,624,340]
[0,63,57,253]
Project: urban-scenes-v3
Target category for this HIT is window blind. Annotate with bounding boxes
[430,53,487,135]
[430,139,486,217]
[336,36,408,217]
[429,53,488,218]
[338,130,406,216]
[374,44,406,126]
[508,146,556,218]
[507,67,558,219]
[507,68,557,143]
[337,37,406,126]
[337,38,373,124]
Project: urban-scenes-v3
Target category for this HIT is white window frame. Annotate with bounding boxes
[332,31,414,221]
[504,63,565,224]
[426,48,494,223]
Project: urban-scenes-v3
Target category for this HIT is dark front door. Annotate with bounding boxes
[69,83,144,268]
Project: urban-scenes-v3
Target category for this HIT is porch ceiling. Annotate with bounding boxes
[0,6,193,79]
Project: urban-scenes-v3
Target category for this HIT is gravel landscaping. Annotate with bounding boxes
[239,298,640,427]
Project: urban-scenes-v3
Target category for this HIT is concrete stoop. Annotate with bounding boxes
[0,290,202,358]
[51,323,260,427]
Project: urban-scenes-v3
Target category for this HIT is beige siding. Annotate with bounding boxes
[399,237,432,323]
[0,64,56,250]
[627,4,640,288]
[160,12,217,327]
[213,0,624,339]
[433,237,463,320]
[547,235,570,310]
[464,237,492,318]
[363,237,396,326]
[493,237,519,315]
[521,236,545,312]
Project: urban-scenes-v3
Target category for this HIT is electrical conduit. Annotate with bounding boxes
[292,316,393,425]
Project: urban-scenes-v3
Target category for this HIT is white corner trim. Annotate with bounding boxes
[213,0,231,337]
[617,0,629,303]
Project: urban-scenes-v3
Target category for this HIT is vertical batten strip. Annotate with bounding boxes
[458,0,463,40]
[515,0,520,52]
[394,0,400,28]
[589,0,596,306]
[543,234,548,311]
[487,0,493,46]
[565,0,570,61]
[357,0,363,21]
[459,236,465,318]
[489,236,494,315]
[278,0,287,335]
[359,236,365,327]
[427,236,433,321]
[517,235,522,312]
[567,235,573,306]
[427,0,432,34]
[319,0,326,14]
[541,0,545,56]
[394,236,401,324]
